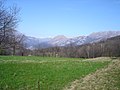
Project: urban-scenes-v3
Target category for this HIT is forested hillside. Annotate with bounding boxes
[32,35,120,58]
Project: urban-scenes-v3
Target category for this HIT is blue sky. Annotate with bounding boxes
[7,0,120,38]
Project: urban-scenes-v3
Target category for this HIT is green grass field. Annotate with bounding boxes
[65,59,120,90]
[0,56,110,90]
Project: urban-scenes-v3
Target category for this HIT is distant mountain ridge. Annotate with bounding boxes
[25,31,120,49]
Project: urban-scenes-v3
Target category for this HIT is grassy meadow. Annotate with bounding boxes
[64,58,120,90]
[0,56,110,90]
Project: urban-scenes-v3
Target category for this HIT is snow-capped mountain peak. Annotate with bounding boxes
[25,31,120,49]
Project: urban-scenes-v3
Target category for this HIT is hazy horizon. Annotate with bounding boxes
[25,30,120,39]
[7,0,120,38]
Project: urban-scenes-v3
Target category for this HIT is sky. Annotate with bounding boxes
[6,0,120,38]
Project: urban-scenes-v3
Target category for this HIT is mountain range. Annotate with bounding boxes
[25,31,120,49]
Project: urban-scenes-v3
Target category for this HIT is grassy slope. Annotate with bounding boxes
[65,59,120,90]
[0,56,110,90]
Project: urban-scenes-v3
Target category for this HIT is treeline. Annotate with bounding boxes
[1,0,120,57]
[0,0,26,55]
[31,35,120,58]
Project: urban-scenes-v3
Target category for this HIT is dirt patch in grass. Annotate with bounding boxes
[64,59,120,90]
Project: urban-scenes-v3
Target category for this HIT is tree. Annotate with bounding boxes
[10,31,26,55]
[0,0,20,55]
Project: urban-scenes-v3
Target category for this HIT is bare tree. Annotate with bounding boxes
[0,0,20,55]
[85,45,90,58]
[10,31,25,55]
